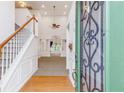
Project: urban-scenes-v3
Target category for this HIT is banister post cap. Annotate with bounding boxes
[0,48,2,58]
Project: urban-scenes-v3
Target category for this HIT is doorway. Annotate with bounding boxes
[19,1,75,92]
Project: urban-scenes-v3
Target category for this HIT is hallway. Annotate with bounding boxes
[0,1,76,92]
[20,76,75,92]
[20,57,74,92]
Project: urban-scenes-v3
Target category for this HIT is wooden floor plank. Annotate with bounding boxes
[20,76,75,92]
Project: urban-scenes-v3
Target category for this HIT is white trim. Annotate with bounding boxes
[13,67,38,92]
[1,34,35,91]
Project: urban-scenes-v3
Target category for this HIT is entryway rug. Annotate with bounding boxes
[34,57,67,76]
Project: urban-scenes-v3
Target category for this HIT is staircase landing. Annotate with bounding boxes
[34,57,67,76]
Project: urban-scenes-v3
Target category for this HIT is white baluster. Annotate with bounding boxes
[7,43,10,69]
[13,37,15,59]
[18,33,20,53]
[9,40,12,66]
[15,34,18,55]
[5,44,9,73]
[1,48,5,78]
[12,38,14,62]
[17,34,19,54]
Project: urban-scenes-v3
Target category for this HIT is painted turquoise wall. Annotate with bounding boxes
[106,1,124,91]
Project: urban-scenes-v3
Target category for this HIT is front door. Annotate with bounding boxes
[76,1,105,92]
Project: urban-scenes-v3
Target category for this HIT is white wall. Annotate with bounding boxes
[0,1,15,43]
[39,16,67,39]
[29,10,42,57]
[15,8,33,34]
[30,10,41,37]
[38,16,67,57]
[66,2,76,87]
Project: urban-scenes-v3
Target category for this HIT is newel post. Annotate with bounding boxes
[33,14,35,35]
[0,47,2,58]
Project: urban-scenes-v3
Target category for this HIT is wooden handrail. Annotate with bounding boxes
[0,16,38,50]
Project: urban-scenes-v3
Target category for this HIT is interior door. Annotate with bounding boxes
[75,1,105,92]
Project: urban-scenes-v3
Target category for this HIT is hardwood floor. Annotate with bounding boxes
[20,76,75,92]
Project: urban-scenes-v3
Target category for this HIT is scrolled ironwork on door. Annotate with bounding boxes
[80,1,104,92]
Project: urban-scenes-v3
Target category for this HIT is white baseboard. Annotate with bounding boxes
[68,70,75,87]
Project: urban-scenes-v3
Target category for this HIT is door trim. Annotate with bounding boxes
[75,1,81,92]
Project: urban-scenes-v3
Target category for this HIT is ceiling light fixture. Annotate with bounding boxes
[64,11,66,15]
[18,1,23,4]
[64,4,68,8]
[26,4,33,10]
[18,1,26,8]
[21,2,26,7]
[44,11,47,15]
[51,5,60,29]
[41,4,45,8]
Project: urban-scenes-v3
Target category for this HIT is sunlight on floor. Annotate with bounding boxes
[20,76,75,92]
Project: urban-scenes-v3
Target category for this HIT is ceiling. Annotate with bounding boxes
[16,1,72,16]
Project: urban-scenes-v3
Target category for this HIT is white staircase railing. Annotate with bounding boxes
[0,16,38,81]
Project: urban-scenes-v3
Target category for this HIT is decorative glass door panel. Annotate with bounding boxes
[50,36,61,56]
[80,1,105,92]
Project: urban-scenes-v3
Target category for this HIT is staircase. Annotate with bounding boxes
[0,16,38,91]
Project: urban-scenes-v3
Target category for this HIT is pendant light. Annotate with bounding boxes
[52,5,60,29]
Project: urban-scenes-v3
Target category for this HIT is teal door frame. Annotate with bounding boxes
[75,1,81,92]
